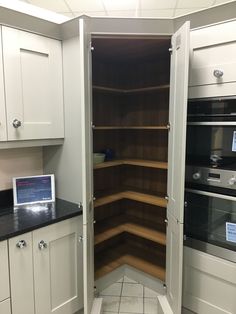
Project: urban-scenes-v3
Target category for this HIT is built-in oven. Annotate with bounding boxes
[185,167,236,262]
[185,96,236,262]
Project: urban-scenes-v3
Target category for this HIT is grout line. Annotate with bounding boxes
[143,282,145,314]
[118,276,124,313]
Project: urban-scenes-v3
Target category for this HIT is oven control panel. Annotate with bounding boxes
[186,166,236,189]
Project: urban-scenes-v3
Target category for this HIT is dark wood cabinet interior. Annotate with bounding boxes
[92,37,171,282]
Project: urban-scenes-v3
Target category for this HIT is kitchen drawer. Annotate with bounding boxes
[0,241,10,302]
[0,298,11,314]
[189,41,236,87]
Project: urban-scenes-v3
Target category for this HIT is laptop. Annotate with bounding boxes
[13,174,55,210]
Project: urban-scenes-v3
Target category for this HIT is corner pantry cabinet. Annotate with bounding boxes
[0,26,64,142]
[9,217,83,314]
[75,17,190,314]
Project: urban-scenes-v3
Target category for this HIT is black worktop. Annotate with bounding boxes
[0,189,82,241]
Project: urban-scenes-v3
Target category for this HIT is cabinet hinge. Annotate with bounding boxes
[78,235,83,243]
[163,283,167,290]
[94,286,99,297]
[165,195,169,202]
[78,202,83,209]
[166,122,171,130]
[168,47,173,54]
[164,218,168,226]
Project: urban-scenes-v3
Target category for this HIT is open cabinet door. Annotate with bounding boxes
[157,21,190,314]
[79,17,102,314]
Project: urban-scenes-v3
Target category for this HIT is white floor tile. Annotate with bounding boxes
[117,276,124,283]
[144,286,159,298]
[119,297,143,313]
[101,283,122,296]
[122,283,143,297]
[144,298,158,314]
[102,296,120,312]
[103,312,118,314]
[123,275,138,283]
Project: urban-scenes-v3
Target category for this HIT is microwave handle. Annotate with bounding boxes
[185,188,236,201]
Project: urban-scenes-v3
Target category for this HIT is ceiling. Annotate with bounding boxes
[19,0,235,18]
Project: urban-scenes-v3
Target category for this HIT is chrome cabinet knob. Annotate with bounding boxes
[16,240,27,249]
[38,240,48,250]
[193,172,201,180]
[12,119,22,128]
[228,177,236,186]
[213,69,224,78]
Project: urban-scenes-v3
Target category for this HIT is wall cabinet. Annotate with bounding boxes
[9,217,83,314]
[0,26,64,143]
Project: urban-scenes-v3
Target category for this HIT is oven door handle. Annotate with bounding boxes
[185,188,236,201]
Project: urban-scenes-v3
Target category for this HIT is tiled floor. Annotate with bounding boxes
[100,275,159,314]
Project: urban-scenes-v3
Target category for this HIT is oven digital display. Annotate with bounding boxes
[208,173,220,179]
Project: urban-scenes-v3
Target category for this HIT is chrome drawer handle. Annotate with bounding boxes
[38,240,48,250]
[12,119,22,128]
[16,240,27,249]
[213,69,224,78]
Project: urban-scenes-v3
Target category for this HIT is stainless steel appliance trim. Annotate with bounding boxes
[187,122,236,126]
[188,96,236,102]
[184,237,236,263]
[185,188,236,201]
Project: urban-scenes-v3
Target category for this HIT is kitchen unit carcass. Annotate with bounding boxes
[69,17,190,314]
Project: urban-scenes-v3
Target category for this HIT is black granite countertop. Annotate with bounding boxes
[0,189,82,241]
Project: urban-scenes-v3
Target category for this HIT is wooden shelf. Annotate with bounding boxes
[94,159,168,170]
[95,244,166,281]
[93,84,170,94]
[95,215,166,246]
[94,190,167,208]
[93,126,168,130]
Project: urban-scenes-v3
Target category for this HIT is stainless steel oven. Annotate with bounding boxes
[185,96,236,262]
[185,167,236,262]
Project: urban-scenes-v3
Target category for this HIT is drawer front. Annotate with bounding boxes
[0,298,11,314]
[183,247,236,314]
[189,41,236,87]
[0,241,10,302]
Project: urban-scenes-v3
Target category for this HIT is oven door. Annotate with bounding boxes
[184,189,236,262]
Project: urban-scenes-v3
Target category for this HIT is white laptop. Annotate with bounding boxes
[13,174,55,209]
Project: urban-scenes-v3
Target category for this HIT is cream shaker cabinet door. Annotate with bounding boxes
[9,233,35,314]
[0,241,10,302]
[2,26,64,141]
[0,298,11,314]
[0,28,7,142]
[33,217,82,314]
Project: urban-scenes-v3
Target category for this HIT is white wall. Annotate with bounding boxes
[0,147,43,190]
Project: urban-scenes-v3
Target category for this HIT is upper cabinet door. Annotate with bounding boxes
[0,28,7,142]
[158,22,190,314]
[167,21,190,223]
[2,26,64,141]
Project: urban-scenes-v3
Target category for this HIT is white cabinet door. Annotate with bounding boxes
[0,28,7,142]
[0,241,10,302]
[158,21,190,314]
[0,298,11,314]
[78,17,97,314]
[9,233,35,314]
[33,217,82,314]
[2,26,64,141]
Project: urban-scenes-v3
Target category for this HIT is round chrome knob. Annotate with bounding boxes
[228,177,236,186]
[12,119,22,128]
[38,240,47,250]
[193,172,201,180]
[213,69,224,78]
[16,240,27,249]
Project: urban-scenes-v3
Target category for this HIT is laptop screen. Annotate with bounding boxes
[13,175,55,206]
